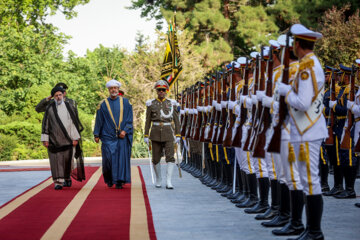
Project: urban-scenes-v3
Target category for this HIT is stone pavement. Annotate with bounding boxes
[141,163,360,240]
[1,159,359,240]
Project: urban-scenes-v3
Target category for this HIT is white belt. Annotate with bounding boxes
[153,122,171,126]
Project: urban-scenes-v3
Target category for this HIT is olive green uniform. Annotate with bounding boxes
[144,98,181,164]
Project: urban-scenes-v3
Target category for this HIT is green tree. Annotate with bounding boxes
[316,5,360,66]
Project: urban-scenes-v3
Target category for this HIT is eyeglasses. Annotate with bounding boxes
[157,89,166,92]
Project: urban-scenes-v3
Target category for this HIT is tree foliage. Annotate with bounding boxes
[316,5,360,66]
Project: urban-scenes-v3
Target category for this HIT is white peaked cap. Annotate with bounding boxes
[231,60,240,68]
[250,51,259,59]
[237,57,247,66]
[106,79,121,88]
[269,39,280,49]
[290,23,322,40]
[263,46,270,57]
[277,34,294,47]
[356,59,360,65]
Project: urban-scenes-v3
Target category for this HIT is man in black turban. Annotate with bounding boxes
[35,82,77,113]
[41,87,85,190]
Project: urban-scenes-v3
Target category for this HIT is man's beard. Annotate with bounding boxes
[56,99,64,105]
[111,92,118,97]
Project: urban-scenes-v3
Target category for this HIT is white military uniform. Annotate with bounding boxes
[279,26,328,196]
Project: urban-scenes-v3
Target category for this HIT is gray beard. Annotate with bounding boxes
[56,99,64,105]
[111,93,118,97]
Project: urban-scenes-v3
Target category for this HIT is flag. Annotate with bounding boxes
[160,15,182,89]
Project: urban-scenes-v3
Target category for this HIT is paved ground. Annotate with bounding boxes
[1,159,360,240]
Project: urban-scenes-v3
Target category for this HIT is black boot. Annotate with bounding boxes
[236,173,258,208]
[288,195,324,240]
[217,163,232,193]
[334,165,356,199]
[272,190,304,236]
[319,160,330,193]
[245,177,269,214]
[262,183,290,227]
[323,164,343,196]
[256,179,279,220]
[232,170,248,203]
[228,166,242,199]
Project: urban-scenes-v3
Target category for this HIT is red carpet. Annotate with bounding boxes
[0,166,157,240]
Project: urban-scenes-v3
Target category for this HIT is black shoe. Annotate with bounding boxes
[272,221,304,236]
[116,183,123,189]
[323,185,343,196]
[333,189,356,199]
[54,185,63,190]
[261,214,289,227]
[321,185,330,193]
[107,183,113,188]
[255,207,278,220]
[355,203,360,208]
[63,179,72,187]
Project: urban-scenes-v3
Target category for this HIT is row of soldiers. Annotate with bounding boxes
[177,23,359,240]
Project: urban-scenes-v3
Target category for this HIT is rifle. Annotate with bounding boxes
[185,86,194,138]
[324,70,335,145]
[267,32,291,153]
[340,65,355,149]
[180,89,188,136]
[217,70,229,144]
[223,62,236,147]
[243,55,260,151]
[232,58,249,148]
[193,82,204,141]
[190,84,199,139]
[253,46,274,158]
[249,46,266,151]
[200,79,209,142]
[212,71,222,144]
[204,76,216,142]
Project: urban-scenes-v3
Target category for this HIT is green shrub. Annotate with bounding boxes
[0,134,18,161]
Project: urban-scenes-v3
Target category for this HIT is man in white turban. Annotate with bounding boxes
[94,79,133,189]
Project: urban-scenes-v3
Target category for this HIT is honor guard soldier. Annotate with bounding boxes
[329,64,357,198]
[144,80,181,189]
[278,24,327,240]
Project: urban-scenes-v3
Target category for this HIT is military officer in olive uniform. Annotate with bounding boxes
[144,80,181,189]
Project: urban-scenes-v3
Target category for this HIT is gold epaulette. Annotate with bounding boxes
[298,57,314,72]
[96,99,105,110]
[335,84,341,95]
[343,85,350,95]
[289,62,299,78]
[236,80,245,94]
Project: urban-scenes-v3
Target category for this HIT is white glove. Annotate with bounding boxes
[256,90,265,102]
[240,95,246,104]
[262,96,273,108]
[245,97,253,109]
[228,101,236,111]
[347,100,354,110]
[278,83,291,96]
[144,137,149,145]
[234,105,241,116]
[329,100,336,109]
[251,95,258,105]
[176,137,181,144]
[273,101,279,113]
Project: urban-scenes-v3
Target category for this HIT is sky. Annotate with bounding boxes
[46,0,159,56]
